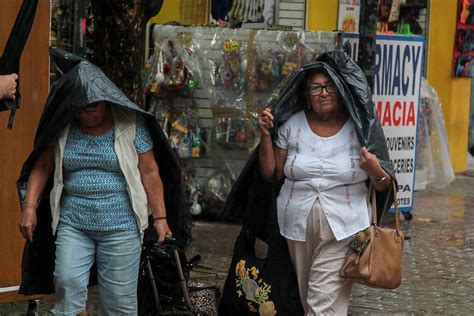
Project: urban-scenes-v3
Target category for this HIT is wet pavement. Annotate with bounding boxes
[1,174,473,315]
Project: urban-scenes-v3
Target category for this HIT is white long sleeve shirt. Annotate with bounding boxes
[275,110,371,241]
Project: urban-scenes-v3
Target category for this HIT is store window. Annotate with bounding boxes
[378,0,427,36]
[338,0,428,36]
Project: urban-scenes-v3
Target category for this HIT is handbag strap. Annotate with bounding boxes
[369,180,401,232]
[391,180,401,232]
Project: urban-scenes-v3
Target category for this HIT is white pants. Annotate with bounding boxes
[287,199,353,316]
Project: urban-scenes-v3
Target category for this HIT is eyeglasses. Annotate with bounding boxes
[81,104,99,112]
[309,83,337,96]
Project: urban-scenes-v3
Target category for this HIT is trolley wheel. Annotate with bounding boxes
[402,212,413,221]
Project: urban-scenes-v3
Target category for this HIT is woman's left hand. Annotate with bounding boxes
[359,146,383,175]
[360,147,391,189]
[154,218,172,244]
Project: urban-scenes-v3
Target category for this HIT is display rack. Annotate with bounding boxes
[144,25,341,217]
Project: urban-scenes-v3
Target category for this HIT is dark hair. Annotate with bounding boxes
[303,67,330,89]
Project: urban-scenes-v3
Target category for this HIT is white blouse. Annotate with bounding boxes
[275,110,371,241]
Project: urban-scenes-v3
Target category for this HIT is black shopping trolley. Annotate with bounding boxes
[138,236,197,315]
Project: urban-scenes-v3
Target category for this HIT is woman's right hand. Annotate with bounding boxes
[154,218,173,245]
[18,208,37,242]
[258,107,274,137]
[0,74,18,100]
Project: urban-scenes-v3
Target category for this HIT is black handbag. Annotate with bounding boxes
[219,198,304,315]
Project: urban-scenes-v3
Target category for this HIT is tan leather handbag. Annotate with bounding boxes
[339,181,404,289]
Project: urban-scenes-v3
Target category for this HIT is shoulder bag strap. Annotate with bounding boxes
[370,180,401,232]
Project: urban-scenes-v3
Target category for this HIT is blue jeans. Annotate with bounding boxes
[52,223,141,315]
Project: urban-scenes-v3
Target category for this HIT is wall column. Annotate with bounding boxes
[427,0,470,173]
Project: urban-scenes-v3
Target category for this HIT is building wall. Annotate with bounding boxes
[151,0,182,24]
[0,0,50,289]
[306,0,338,31]
[150,0,209,25]
[276,0,307,29]
[427,0,470,172]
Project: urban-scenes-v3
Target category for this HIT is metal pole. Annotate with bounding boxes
[174,249,193,311]
[358,0,379,91]
[146,259,163,312]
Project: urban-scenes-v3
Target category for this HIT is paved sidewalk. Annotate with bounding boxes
[348,174,474,315]
[1,175,473,315]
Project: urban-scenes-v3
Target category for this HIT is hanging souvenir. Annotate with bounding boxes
[213,111,248,149]
[178,135,190,158]
[248,50,260,92]
[280,32,304,77]
[143,47,163,95]
[190,126,201,158]
[220,39,243,91]
[162,39,188,91]
[235,126,247,144]
[216,117,231,145]
[206,161,236,209]
[183,168,203,216]
[169,113,189,158]
[147,28,202,98]
[177,31,200,95]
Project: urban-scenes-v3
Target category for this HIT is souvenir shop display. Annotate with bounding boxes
[376,0,427,35]
[144,25,340,217]
[454,0,474,77]
[415,78,455,190]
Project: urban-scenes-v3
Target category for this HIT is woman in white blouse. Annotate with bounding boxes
[258,67,392,315]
